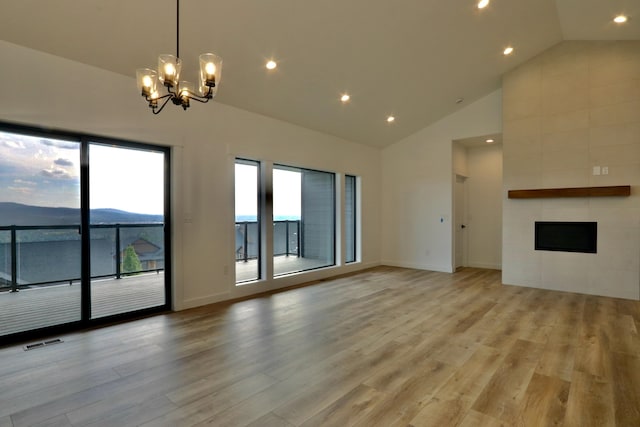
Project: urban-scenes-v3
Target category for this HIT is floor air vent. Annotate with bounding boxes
[23,338,63,351]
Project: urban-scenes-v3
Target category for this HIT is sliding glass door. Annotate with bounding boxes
[0,124,170,341]
[0,130,82,337]
[89,143,167,318]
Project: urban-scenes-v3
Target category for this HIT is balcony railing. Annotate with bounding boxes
[0,223,164,292]
[2,220,299,292]
[235,220,300,262]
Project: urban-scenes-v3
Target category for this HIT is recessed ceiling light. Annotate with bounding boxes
[503,46,514,55]
[614,15,628,24]
[386,116,395,123]
[456,98,464,104]
[341,94,350,103]
[486,138,494,143]
[477,0,490,9]
[266,60,277,70]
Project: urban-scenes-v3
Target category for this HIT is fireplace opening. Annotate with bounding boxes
[535,221,597,253]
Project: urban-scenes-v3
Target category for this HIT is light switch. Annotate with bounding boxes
[592,166,601,176]
[602,166,609,175]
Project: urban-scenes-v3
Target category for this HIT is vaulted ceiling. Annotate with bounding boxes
[0,0,637,147]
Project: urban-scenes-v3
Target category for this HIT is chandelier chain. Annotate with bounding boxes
[176,0,180,59]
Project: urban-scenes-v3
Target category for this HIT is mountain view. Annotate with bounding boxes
[0,202,164,226]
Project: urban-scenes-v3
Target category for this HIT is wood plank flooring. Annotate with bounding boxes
[0,266,638,427]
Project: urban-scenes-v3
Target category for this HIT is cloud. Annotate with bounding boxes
[0,139,26,149]
[13,179,37,186]
[40,139,78,149]
[8,186,35,195]
[40,167,73,180]
[54,158,74,167]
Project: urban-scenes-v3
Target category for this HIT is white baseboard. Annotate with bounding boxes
[466,261,502,270]
[381,260,453,273]
[177,260,382,310]
[180,291,231,310]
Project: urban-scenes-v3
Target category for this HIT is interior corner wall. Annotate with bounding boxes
[0,40,382,310]
[453,143,469,177]
[381,90,502,273]
[502,41,640,300]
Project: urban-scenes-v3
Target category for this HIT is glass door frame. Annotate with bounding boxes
[0,122,171,344]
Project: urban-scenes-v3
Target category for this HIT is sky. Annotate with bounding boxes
[0,130,164,215]
[0,130,298,219]
[89,144,164,215]
[235,163,300,219]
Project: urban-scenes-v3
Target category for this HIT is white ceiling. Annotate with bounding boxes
[455,133,503,148]
[0,0,637,148]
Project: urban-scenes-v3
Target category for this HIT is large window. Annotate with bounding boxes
[0,124,170,341]
[235,159,260,283]
[233,161,347,282]
[273,165,335,276]
[345,175,357,263]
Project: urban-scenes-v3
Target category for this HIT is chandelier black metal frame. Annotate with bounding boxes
[136,0,222,114]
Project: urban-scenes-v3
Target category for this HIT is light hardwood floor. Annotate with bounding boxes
[0,266,638,427]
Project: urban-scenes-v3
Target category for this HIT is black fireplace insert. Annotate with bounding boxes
[535,221,597,253]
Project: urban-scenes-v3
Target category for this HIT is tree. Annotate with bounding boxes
[122,245,142,274]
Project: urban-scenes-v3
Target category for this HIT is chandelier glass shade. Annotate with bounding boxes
[136,1,222,114]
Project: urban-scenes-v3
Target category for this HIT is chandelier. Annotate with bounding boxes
[136,0,222,114]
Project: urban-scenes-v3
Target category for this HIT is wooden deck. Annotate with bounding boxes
[236,255,334,283]
[0,273,165,337]
[0,266,638,426]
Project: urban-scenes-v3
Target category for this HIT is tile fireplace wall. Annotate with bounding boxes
[502,41,640,300]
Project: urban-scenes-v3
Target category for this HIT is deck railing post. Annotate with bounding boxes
[243,222,249,262]
[10,227,18,292]
[285,221,290,256]
[296,220,300,257]
[115,224,122,279]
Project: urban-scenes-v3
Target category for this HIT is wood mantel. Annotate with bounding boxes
[508,185,631,199]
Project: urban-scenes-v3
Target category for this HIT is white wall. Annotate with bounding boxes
[453,143,468,176]
[381,90,502,272]
[466,144,503,269]
[0,41,382,310]
[502,41,640,300]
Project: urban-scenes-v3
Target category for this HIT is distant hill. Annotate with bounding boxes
[0,202,163,226]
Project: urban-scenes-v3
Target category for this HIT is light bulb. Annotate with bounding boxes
[503,46,514,55]
[164,63,176,76]
[266,60,277,70]
[478,0,489,9]
[205,62,216,75]
[614,15,628,24]
[387,116,395,123]
[142,75,153,88]
[341,94,350,102]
